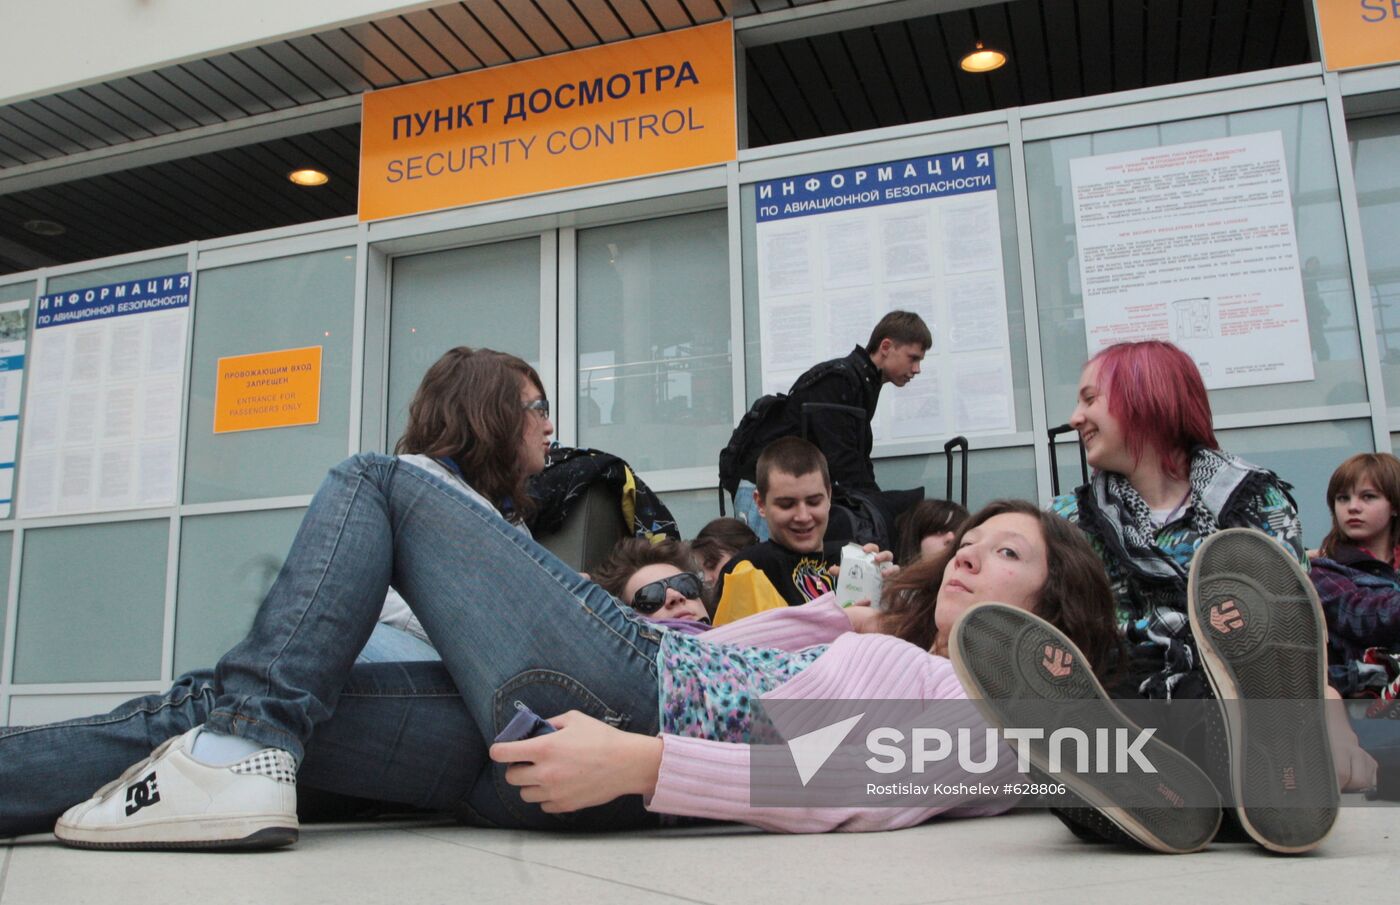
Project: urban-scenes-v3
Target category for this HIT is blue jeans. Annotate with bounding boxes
[0,663,489,837]
[356,623,441,663]
[733,479,770,542]
[0,454,664,837]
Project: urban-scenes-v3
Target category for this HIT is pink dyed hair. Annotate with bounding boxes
[1086,341,1218,481]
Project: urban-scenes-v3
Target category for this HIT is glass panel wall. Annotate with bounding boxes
[1028,102,1366,419]
[576,210,732,471]
[0,280,36,301]
[13,519,168,683]
[1219,419,1374,549]
[46,257,187,295]
[183,248,356,503]
[388,238,543,446]
[173,508,305,675]
[874,446,1039,510]
[1349,113,1400,416]
[658,488,723,539]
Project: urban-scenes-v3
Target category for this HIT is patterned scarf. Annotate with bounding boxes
[1083,447,1264,699]
[1096,449,1237,578]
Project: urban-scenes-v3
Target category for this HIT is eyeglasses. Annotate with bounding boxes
[628,571,704,614]
[523,398,550,419]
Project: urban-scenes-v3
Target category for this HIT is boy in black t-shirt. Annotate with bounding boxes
[715,437,846,606]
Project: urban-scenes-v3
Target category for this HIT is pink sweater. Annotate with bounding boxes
[646,595,1018,832]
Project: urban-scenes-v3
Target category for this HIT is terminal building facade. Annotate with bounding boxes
[0,0,1397,721]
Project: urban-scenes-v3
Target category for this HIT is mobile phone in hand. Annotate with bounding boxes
[494,702,557,743]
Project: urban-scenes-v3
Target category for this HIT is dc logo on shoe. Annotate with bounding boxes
[1041,645,1073,679]
[124,771,160,816]
[1209,601,1245,634]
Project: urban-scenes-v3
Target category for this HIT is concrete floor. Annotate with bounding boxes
[2,800,1395,905]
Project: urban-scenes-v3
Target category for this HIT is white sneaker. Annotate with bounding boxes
[54,726,298,850]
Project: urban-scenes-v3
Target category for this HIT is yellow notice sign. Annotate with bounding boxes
[214,346,322,434]
[1315,0,1400,70]
[359,21,736,221]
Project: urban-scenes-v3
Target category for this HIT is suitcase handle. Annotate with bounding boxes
[943,436,968,506]
[1046,423,1088,497]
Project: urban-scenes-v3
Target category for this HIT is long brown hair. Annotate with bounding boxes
[394,347,543,518]
[878,499,1122,679]
[1320,452,1400,558]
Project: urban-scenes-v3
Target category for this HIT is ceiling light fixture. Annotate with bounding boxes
[287,168,329,186]
[23,218,65,236]
[960,41,1007,73]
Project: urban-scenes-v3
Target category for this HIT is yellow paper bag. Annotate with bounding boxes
[712,560,788,626]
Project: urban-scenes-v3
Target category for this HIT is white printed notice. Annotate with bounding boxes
[19,273,190,517]
[1070,132,1314,389]
[754,149,1014,442]
[0,300,30,517]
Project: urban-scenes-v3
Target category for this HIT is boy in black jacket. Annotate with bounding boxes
[726,311,930,539]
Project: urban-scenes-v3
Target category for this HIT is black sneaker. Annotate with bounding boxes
[950,603,1222,854]
[1187,528,1339,854]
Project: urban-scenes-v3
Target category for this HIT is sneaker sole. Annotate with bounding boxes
[951,603,1222,854]
[1187,528,1338,854]
[55,816,298,851]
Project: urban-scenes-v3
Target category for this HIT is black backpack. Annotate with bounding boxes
[827,485,925,551]
[717,391,787,500]
[717,358,856,503]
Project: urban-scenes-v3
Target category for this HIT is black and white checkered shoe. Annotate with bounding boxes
[54,726,298,850]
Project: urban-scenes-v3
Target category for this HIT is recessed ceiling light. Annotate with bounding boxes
[23,219,65,236]
[960,42,1007,73]
[288,168,329,187]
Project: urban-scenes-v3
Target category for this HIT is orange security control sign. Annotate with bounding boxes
[359,21,736,221]
[1315,0,1400,70]
[214,346,323,434]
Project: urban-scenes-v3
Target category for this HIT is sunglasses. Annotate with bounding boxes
[628,571,704,614]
